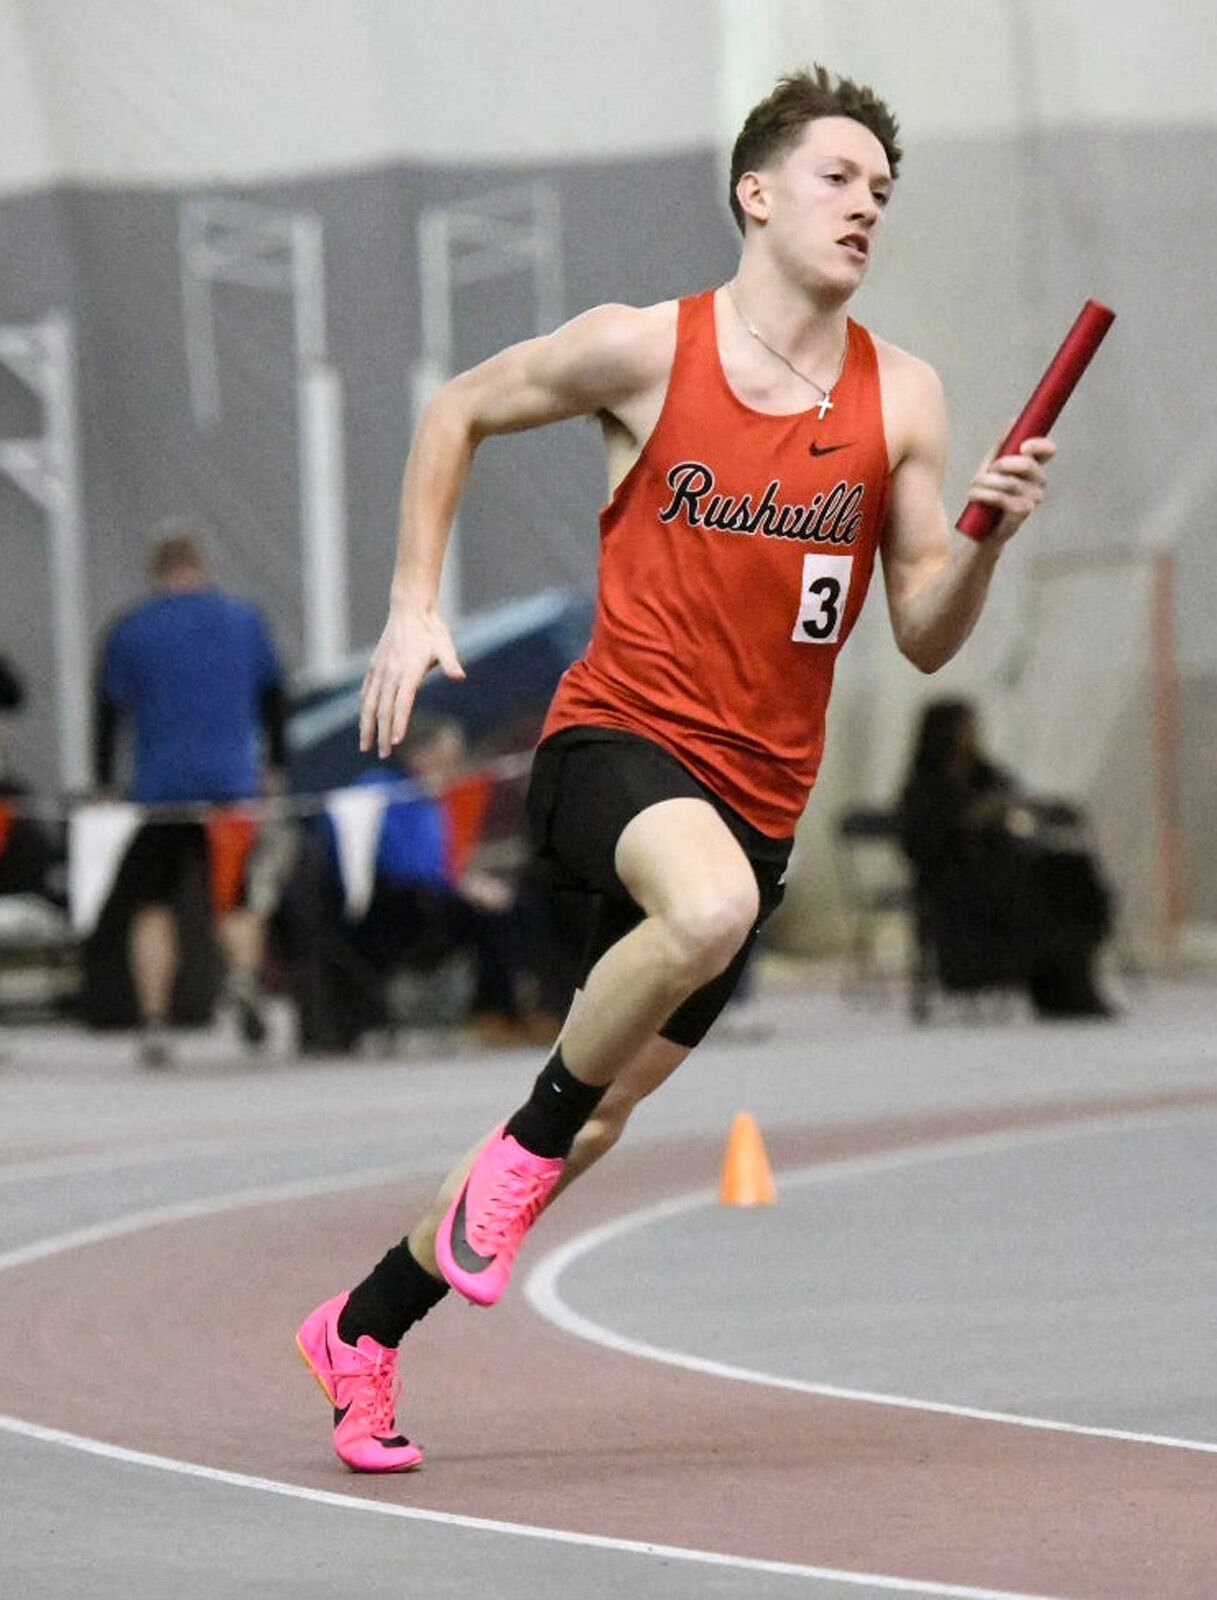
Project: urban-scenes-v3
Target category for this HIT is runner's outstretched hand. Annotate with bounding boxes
[359,600,466,757]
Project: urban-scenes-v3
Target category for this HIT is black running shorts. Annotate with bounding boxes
[526,727,792,1046]
[113,821,212,910]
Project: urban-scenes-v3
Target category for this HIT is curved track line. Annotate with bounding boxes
[0,1132,400,1186]
[0,1137,1079,1599]
[0,1414,1075,1600]
[0,1099,1209,1598]
[0,1162,417,1273]
[525,1104,1217,1457]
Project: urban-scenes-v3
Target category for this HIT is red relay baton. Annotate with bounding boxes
[957,298,1116,541]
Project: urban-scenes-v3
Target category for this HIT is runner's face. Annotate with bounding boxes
[755,117,893,295]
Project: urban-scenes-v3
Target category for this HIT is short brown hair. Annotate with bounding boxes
[729,65,902,233]
[148,520,206,583]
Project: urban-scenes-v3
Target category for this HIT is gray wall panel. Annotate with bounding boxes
[0,152,732,790]
[1,189,81,791]
[0,124,1212,935]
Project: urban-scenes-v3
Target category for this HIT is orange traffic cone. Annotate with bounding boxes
[719,1111,776,1206]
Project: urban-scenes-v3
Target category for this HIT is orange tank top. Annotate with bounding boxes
[540,288,891,836]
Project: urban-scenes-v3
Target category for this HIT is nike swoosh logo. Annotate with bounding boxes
[448,1185,496,1275]
[321,1327,339,1406]
[809,441,852,456]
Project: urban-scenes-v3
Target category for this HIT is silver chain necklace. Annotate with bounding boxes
[726,282,847,421]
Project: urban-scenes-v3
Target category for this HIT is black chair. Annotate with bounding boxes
[834,806,914,1001]
[905,881,1022,1025]
[903,797,1099,1025]
[836,806,1007,1023]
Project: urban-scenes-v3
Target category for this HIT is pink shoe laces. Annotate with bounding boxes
[361,1359,401,1438]
[327,1341,400,1437]
[473,1160,558,1255]
[339,1347,400,1437]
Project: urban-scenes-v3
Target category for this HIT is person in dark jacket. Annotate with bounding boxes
[900,697,1114,1018]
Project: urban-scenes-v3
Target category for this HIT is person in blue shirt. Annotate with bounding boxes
[94,527,287,1066]
[357,727,453,894]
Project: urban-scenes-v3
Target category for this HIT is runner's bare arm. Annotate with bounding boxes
[361,304,671,756]
[879,354,1055,673]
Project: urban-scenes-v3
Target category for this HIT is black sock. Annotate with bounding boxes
[338,1239,449,1349]
[504,1046,606,1159]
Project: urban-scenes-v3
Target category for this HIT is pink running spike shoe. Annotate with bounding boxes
[295,1292,422,1473]
[435,1126,565,1306]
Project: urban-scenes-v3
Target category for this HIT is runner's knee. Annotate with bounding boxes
[658,877,759,988]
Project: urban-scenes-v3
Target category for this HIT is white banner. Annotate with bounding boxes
[68,801,142,935]
[325,786,388,919]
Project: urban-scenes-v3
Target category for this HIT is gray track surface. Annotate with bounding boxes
[2,969,1216,1599]
[2,1434,935,1600]
[559,1111,1217,1441]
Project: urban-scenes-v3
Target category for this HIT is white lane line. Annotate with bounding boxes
[0,1163,417,1274]
[526,1105,1217,1457]
[0,1121,1093,1600]
[0,1133,381,1186]
[0,1104,1205,1599]
[0,1413,1076,1600]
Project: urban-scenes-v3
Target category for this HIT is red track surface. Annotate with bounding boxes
[4,1091,1216,1598]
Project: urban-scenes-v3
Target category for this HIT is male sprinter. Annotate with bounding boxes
[297,65,1056,1471]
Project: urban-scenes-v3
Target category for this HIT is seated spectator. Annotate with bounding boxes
[93,527,287,1066]
[341,714,554,1046]
[899,697,1115,1018]
[0,654,60,903]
